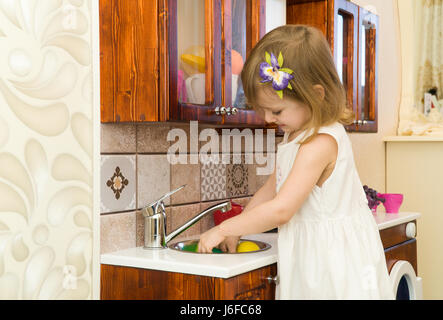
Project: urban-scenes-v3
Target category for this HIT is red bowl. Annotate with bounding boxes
[213,201,243,225]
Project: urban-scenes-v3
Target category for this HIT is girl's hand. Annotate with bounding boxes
[219,236,240,253]
[198,226,226,253]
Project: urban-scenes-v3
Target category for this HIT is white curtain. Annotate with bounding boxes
[398,0,443,135]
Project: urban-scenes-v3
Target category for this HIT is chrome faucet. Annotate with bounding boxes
[140,185,232,249]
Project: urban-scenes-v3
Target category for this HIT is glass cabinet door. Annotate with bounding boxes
[333,0,358,132]
[357,8,378,132]
[169,0,266,124]
[177,0,211,106]
[222,0,266,124]
[169,0,220,122]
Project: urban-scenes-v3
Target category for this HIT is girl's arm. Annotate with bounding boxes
[198,134,337,252]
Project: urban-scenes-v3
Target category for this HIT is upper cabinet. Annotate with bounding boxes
[169,0,266,125]
[287,0,379,133]
[99,0,160,122]
[100,0,268,126]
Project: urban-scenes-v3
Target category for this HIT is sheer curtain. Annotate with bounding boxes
[397,0,443,136]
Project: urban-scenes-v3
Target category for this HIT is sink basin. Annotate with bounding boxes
[168,239,271,254]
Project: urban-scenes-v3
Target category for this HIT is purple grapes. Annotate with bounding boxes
[363,185,385,209]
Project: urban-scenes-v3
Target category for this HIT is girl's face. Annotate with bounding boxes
[256,88,312,135]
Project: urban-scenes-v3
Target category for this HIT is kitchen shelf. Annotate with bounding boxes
[383,136,443,142]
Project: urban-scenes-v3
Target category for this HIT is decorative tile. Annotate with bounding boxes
[201,154,227,201]
[101,155,136,213]
[101,123,136,153]
[100,211,136,254]
[137,154,170,208]
[170,155,200,205]
[227,154,249,197]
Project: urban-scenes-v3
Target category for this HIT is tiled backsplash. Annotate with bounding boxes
[100,122,279,253]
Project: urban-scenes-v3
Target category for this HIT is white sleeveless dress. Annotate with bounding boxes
[275,122,394,300]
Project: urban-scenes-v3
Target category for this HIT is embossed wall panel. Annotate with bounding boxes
[0,0,99,299]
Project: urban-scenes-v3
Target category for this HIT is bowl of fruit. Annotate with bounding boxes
[363,185,386,213]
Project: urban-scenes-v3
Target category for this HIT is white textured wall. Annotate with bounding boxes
[0,0,100,299]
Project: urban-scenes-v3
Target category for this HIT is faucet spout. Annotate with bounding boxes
[164,201,232,245]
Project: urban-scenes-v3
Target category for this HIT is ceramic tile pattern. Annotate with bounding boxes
[227,154,249,197]
[201,155,227,201]
[100,122,279,252]
[100,155,136,213]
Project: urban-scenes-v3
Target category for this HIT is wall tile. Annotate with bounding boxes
[137,154,170,208]
[101,123,136,153]
[201,154,227,201]
[101,155,136,213]
[170,155,200,205]
[167,203,201,241]
[248,153,275,195]
[137,123,171,153]
[101,211,136,254]
[226,154,249,198]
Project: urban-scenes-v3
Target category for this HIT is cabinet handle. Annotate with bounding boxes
[406,222,416,239]
[264,275,279,285]
[214,106,226,115]
[231,107,238,115]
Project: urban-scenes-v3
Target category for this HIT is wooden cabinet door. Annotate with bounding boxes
[216,263,277,299]
[100,0,159,123]
[168,0,266,126]
[384,239,418,275]
[101,263,277,300]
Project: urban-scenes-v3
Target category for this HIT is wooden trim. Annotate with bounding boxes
[333,0,358,132]
[205,0,215,105]
[356,8,379,133]
[158,0,169,121]
[168,0,179,120]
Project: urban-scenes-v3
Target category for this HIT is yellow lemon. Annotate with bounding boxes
[236,241,260,253]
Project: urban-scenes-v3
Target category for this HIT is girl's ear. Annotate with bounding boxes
[313,85,325,101]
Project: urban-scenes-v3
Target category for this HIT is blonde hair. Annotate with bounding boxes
[241,24,355,144]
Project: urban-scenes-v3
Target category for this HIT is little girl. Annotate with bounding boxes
[198,25,394,300]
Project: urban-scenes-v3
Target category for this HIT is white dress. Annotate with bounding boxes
[275,122,394,300]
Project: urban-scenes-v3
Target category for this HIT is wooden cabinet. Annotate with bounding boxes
[101,263,277,300]
[286,0,379,133]
[100,0,268,126]
[99,0,161,122]
[101,222,418,300]
[169,0,267,125]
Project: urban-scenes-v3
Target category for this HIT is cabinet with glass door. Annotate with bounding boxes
[169,0,269,126]
[286,0,379,133]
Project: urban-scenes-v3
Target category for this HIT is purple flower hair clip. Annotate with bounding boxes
[259,51,294,99]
